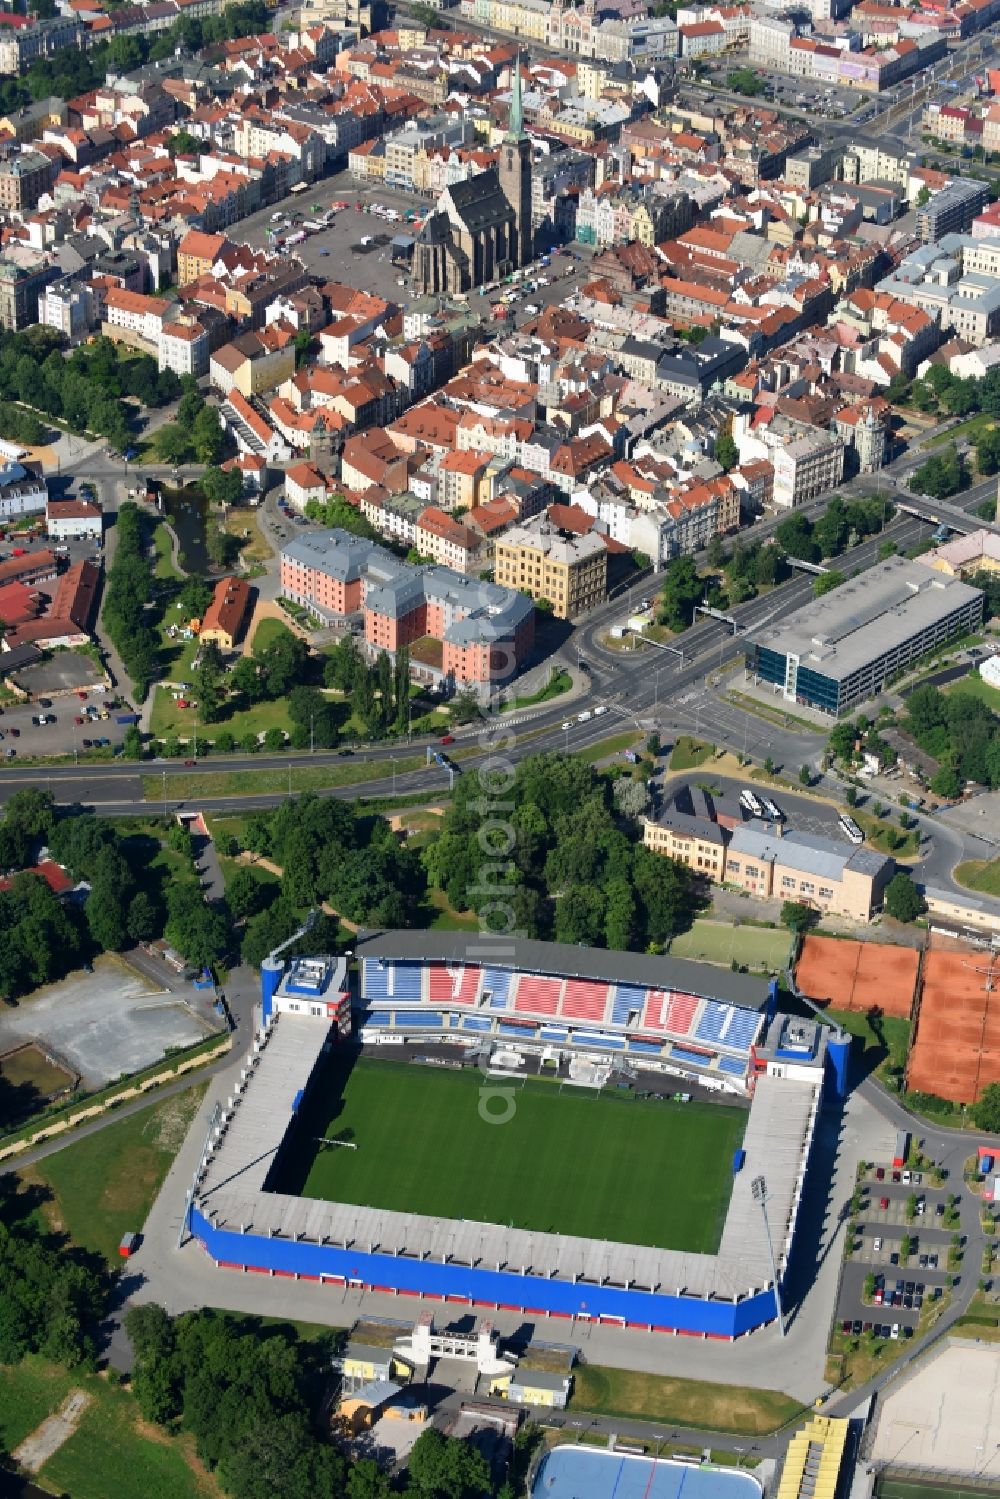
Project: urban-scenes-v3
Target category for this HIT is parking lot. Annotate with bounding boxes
[834,1162,959,1342]
[0,956,216,1089]
[231,167,598,323]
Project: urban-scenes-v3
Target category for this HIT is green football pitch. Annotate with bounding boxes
[281,1056,746,1253]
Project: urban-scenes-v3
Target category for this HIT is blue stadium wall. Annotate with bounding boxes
[188,1207,777,1338]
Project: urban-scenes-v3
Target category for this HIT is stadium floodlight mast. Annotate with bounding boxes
[751,1175,786,1339]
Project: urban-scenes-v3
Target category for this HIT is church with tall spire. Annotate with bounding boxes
[409,56,533,297]
[499,54,534,270]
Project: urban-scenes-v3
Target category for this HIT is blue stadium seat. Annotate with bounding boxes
[571,1031,625,1049]
[461,1016,493,1031]
[724,1008,761,1052]
[718,1055,748,1076]
[694,1000,730,1045]
[627,1039,663,1055]
[397,1011,442,1028]
[363,960,390,1001]
[482,967,513,1010]
[671,1043,715,1067]
[364,1010,392,1026]
[611,983,646,1026]
[388,963,423,1000]
[499,1022,535,1036]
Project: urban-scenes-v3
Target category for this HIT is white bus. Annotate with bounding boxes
[740,789,764,818]
[761,796,783,821]
[838,814,865,846]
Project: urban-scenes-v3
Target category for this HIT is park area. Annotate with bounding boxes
[795,936,918,1018]
[907,938,1000,1103]
[670,921,790,972]
[285,1055,746,1254]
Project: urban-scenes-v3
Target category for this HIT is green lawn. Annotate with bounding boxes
[288,1056,746,1253]
[948,675,1000,713]
[670,736,714,770]
[927,414,996,448]
[853,810,920,860]
[824,1007,910,1081]
[248,615,289,654]
[150,686,294,743]
[954,858,1000,896]
[152,522,182,582]
[0,1359,217,1499]
[143,756,424,801]
[424,885,479,931]
[25,1085,207,1264]
[511,669,571,709]
[578,731,644,764]
[569,1363,802,1435]
[671,920,791,972]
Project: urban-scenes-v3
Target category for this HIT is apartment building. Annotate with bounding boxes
[159,317,209,378]
[279,528,534,688]
[494,516,607,619]
[0,259,59,331]
[733,412,844,509]
[414,507,484,573]
[0,150,51,212]
[915,179,992,243]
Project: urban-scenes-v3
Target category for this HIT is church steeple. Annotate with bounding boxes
[506,53,524,141]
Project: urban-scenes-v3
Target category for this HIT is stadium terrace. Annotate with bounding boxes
[187,936,836,1339]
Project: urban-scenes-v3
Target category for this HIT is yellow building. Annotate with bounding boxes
[921,527,1000,578]
[177,228,227,286]
[642,803,727,880]
[724,825,892,923]
[778,1416,848,1499]
[494,518,607,620]
[488,1368,572,1407]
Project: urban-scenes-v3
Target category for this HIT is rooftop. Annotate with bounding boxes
[747,556,984,683]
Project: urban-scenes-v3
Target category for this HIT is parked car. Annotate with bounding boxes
[184,758,196,767]
[440,734,455,745]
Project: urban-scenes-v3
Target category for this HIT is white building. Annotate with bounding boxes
[159,317,209,378]
[104,288,170,350]
[47,497,102,540]
[40,279,97,339]
[0,461,47,523]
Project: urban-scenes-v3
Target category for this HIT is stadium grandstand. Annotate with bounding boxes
[354,934,766,1094]
[181,937,835,1339]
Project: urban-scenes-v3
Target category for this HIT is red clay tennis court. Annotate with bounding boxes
[795,936,918,1019]
[908,944,1000,1104]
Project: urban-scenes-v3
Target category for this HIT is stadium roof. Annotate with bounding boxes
[196,1016,818,1302]
[353,930,769,1010]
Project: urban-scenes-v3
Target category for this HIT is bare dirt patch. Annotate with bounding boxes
[13,1390,91,1472]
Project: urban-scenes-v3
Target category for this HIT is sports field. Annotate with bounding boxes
[286,1056,746,1253]
[670,920,789,972]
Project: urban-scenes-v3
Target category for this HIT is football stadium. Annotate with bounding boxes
[186,934,838,1339]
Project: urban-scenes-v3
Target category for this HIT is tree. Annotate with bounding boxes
[192,405,225,465]
[192,641,228,722]
[972,1082,1000,1133]
[883,872,924,923]
[201,467,243,508]
[153,422,193,465]
[814,569,845,598]
[167,128,203,157]
[85,846,132,951]
[975,427,1000,477]
[727,66,764,95]
[227,867,268,921]
[781,901,815,933]
[775,512,819,563]
[715,429,738,471]
[799,764,812,786]
[408,1426,491,1499]
[930,765,961,798]
[657,555,702,631]
[911,443,968,501]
